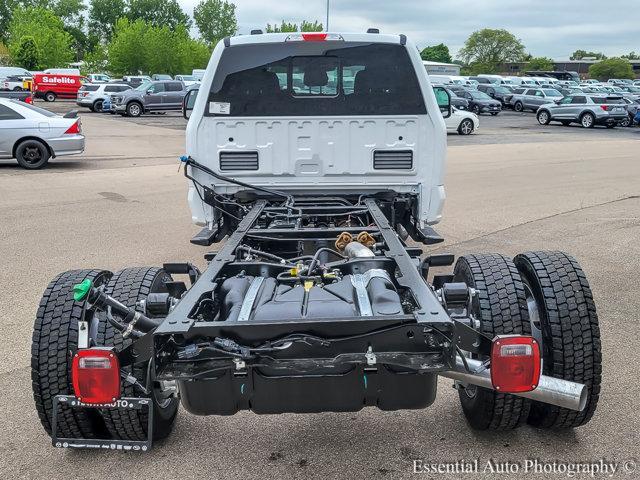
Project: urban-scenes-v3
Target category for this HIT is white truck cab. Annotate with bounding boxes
[186,32,449,229]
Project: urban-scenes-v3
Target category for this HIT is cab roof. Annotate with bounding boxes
[224,32,407,47]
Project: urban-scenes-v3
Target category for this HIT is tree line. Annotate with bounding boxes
[0,0,323,75]
[420,29,637,79]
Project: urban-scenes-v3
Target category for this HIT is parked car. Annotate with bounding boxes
[175,75,199,87]
[476,84,513,105]
[433,86,469,110]
[510,87,564,112]
[152,74,173,81]
[0,98,84,169]
[536,94,628,128]
[122,75,152,86]
[1,75,30,91]
[619,98,640,127]
[0,90,33,103]
[449,86,502,115]
[76,83,132,112]
[112,80,186,117]
[445,107,479,135]
[607,79,632,86]
[86,73,112,84]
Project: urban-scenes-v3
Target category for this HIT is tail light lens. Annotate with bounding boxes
[72,348,120,404]
[64,120,81,135]
[490,335,541,393]
[600,105,609,111]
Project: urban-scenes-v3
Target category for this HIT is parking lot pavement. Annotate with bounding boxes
[1,104,639,479]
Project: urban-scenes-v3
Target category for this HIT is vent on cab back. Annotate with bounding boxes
[373,150,413,170]
[219,151,259,171]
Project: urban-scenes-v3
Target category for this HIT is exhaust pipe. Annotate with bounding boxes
[439,357,588,412]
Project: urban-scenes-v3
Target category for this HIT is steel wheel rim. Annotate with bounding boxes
[129,104,140,116]
[523,281,543,351]
[538,112,548,124]
[461,120,473,135]
[582,115,593,127]
[147,361,177,409]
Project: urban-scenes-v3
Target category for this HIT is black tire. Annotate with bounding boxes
[44,91,56,102]
[97,267,178,441]
[514,101,524,112]
[580,112,595,128]
[15,139,50,169]
[490,112,499,116]
[126,101,143,117]
[605,124,615,129]
[93,100,103,112]
[32,269,113,439]
[471,104,480,114]
[620,116,631,127]
[514,252,601,429]
[453,254,532,430]
[537,110,551,125]
[458,118,474,135]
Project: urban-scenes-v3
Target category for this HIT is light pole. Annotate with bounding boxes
[326,0,330,31]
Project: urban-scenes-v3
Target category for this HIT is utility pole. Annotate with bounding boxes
[326,0,330,31]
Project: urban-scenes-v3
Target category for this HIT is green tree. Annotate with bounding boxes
[588,58,634,81]
[300,20,322,32]
[570,50,606,60]
[266,20,323,33]
[8,6,74,69]
[266,21,298,33]
[127,0,191,30]
[193,0,237,45]
[14,35,39,69]
[420,43,452,63]
[458,28,526,74]
[621,51,639,60]
[0,0,19,43]
[527,56,554,70]
[89,0,127,41]
[82,44,108,73]
[107,17,149,75]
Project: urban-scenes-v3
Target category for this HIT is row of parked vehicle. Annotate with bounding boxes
[431,72,640,130]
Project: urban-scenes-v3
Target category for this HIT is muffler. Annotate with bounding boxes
[439,357,588,412]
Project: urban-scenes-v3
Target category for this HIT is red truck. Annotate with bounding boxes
[32,73,84,102]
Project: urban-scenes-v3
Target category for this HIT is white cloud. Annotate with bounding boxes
[179,0,638,58]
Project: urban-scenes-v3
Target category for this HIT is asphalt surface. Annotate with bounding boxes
[0,100,639,479]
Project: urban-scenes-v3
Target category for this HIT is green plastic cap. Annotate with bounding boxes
[73,278,93,302]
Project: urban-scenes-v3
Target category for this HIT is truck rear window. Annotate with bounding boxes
[207,42,426,116]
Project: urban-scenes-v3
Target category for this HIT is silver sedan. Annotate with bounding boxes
[0,98,84,169]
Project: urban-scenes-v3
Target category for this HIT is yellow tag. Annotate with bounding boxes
[304,281,314,292]
[290,267,298,276]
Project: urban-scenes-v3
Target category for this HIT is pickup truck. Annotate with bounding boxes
[31,31,601,451]
[510,87,564,112]
[111,80,186,116]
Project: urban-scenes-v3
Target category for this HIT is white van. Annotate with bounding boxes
[0,66,31,81]
[44,68,81,76]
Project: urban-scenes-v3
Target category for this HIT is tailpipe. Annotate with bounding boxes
[440,357,588,412]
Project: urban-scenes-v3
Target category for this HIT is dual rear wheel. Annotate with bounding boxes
[453,251,601,430]
[31,267,179,442]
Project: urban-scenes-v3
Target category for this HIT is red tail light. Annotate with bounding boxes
[64,120,81,135]
[490,335,541,393]
[25,96,33,104]
[302,33,328,41]
[72,348,120,404]
[600,105,609,111]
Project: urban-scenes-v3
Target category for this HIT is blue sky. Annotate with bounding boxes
[178,0,638,59]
